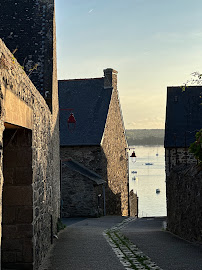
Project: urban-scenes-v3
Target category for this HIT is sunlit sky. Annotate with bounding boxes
[55,0,202,129]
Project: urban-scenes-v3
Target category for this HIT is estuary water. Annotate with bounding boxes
[129,145,167,218]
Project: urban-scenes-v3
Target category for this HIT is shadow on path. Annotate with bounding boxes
[121,217,202,270]
[62,217,87,227]
[39,216,127,270]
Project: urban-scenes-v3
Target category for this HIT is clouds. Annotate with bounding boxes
[126,116,165,129]
[120,94,166,129]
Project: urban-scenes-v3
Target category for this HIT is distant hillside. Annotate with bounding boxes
[126,129,164,146]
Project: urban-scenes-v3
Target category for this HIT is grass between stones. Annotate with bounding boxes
[115,232,151,270]
[106,231,150,270]
[103,218,162,270]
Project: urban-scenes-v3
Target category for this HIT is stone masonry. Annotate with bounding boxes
[129,190,138,217]
[166,164,202,243]
[3,128,33,269]
[165,148,198,176]
[0,36,60,269]
[0,0,60,268]
[0,0,55,111]
[61,146,104,217]
[101,69,129,216]
[60,69,129,217]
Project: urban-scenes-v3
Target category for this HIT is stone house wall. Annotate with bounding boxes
[165,148,198,176]
[129,190,138,217]
[0,39,60,269]
[60,69,129,217]
[166,164,202,243]
[61,168,101,217]
[2,128,33,269]
[60,146,104,217]
[101,69,129,216]
[0,0,55,110]
[48,6,60,239]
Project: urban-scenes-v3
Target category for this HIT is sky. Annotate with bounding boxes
[55,0,202,129]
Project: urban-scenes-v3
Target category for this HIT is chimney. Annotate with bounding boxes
[104,68,118,89]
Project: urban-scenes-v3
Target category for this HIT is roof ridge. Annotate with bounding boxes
[59,77,104,82]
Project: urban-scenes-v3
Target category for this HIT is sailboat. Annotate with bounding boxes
[145,152,153,165]
[156,146,159,156]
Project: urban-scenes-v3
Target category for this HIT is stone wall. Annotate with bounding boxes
[0,122,3,268]
[61,167,102,217]
[0,39,60,269]
[2,129,33,269]
[47,5,60,241]
[165,148,198,175]
[101,69,129,216]
[0,0,55,110]
[166,164,202,243]
[60,69,129,217]
[61,146,104,217]
[129,190,138,217]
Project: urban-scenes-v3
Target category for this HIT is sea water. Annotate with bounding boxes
[129,145,167,218]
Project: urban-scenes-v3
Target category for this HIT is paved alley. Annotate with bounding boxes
[39,216,127,270]
[121,217,202,270]
[39,216,202,270]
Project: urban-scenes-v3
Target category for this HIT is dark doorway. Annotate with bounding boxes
[2,126,33,270]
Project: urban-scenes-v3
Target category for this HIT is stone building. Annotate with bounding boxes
[59,69,129,217]
[0,1,60,269]
[166,164,202,243]
[0,0,56,111]
[164,85,202,243]
[164,86,202,175]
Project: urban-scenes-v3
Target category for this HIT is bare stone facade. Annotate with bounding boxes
[0,36,60,270]
[164,86,202,243]
[129,190,138,217]
[0,0,55,110]
[101,69,129,216]
[0,0,60,268]
[166,164,202,243]
[60,69,129,217]
[164,85,201,175]
[165,148,198,176]
[61,146,104,217]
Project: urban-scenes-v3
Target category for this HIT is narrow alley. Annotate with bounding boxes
[39,217,202,270]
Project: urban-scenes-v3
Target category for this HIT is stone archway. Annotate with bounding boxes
[2,124,33,270]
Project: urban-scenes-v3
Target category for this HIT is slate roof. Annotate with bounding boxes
[59,78,113,146]
[164,86,202,148]
[62,159,105,185]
